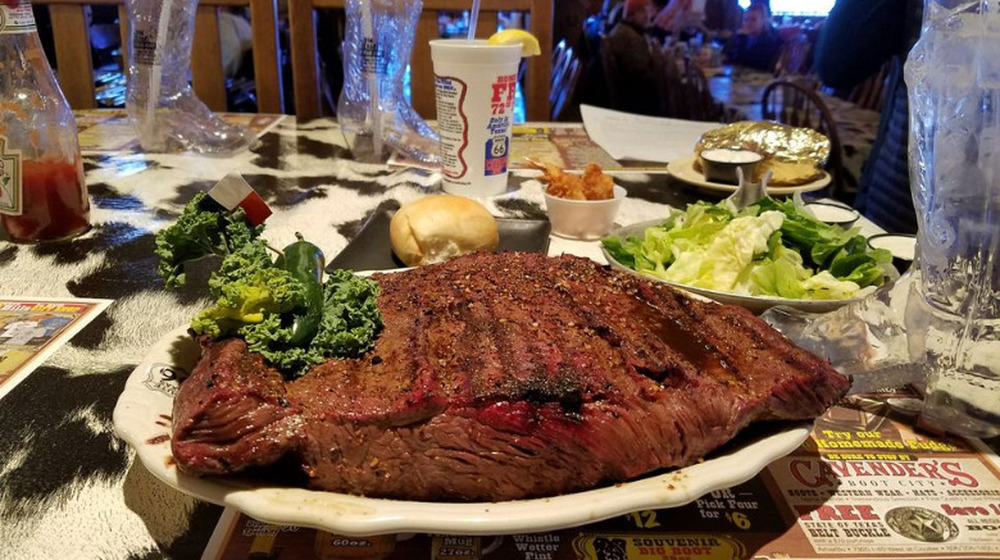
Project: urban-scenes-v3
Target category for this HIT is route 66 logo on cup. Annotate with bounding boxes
[484,135,508,176]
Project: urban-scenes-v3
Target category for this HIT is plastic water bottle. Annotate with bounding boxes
[125,0,253,155]
[904,0,1000,437]
[337,0,439,164]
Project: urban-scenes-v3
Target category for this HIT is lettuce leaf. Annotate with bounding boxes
[602,196,896,301]
[656,211,784,291]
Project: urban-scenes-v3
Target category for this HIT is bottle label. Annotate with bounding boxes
[361,36,388,76]
[0,3,37,35]
[0,137,22,216]
[133,24,160,66]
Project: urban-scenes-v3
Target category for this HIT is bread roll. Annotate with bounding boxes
[390,195,500,266]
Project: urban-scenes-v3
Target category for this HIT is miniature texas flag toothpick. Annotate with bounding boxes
[204,173,272,226]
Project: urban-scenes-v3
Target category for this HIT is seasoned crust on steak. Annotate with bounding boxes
[172,252,849,501]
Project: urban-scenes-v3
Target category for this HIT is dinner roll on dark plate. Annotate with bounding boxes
[389,195,500,266]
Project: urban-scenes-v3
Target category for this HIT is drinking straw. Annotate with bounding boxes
[145,0,175,148]
[361,1,384,159]
[467,0,481,39]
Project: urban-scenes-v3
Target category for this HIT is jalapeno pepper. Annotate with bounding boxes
[276,232,325,347]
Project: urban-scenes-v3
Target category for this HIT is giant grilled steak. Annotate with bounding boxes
[172,252,849,501]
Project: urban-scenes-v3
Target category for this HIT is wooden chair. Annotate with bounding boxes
[761,79,845,197]
[32,0,284,113]
[680,60,724,122]
[289,0,554,120]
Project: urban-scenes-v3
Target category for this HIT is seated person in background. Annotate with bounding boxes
[650,0,709,42]
[219,9,253,79]
[724,3,783,72]
[814,0,922,233]
[604,0,660,115]
[649,0,688,40]
[703,0,743,37]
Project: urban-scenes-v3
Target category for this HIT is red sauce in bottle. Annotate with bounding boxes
[2,158,90,242]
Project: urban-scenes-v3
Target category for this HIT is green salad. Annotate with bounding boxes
[601,197,898,301]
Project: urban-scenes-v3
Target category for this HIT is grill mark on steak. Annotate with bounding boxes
[478,276,592,411]
[426,260,607,411]
[540,260,700,384]
[171,252,850,501]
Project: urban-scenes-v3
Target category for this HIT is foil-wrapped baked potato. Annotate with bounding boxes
[693,121,831,186]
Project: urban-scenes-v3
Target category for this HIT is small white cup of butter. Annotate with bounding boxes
[804,202,860,227]
[699,148,765,185]
[868,233,916,273]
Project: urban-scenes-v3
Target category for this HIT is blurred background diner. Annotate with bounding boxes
[27,0,907,231]
[8,1,1000,557]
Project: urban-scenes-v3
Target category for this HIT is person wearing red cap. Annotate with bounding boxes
[603,0,660,115]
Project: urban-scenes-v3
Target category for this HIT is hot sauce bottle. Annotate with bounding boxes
[0,0,90,242]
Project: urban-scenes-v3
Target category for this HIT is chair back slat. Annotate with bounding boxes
[848,61,890,112]
[192,5,228,111]
[524,0,554,122]
[49,3,96,109]
[288,0,321,117]
[474,9,499,38]
[681,60,723,122]
[761,79,845,197]
[117,4,129,63]
[772,33,812,77]
[249,0,284,113]
[291,0,552,120]
[35,0,285,114]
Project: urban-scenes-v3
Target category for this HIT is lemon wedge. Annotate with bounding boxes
[487,29,541,57]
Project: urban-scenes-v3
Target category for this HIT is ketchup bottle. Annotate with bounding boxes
[0,0,90,242]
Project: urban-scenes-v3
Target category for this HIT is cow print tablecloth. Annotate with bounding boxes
[0,114,711,560]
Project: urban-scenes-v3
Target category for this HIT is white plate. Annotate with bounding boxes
[602,219,866,314]
[667,155,831,196]
[114,326,811,536]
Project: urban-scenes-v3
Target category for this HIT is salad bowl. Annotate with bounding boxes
[601,210,894,315]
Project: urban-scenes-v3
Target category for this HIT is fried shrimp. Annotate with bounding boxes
[526,159,614,200]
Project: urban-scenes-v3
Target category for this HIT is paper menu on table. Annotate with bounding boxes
[581,104,720,163]
[387,124,673,173]
[0,297,111,401]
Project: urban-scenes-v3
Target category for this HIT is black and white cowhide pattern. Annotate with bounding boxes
[0,117,681,559]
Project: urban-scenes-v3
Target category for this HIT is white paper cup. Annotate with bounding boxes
[544,185,627,240]
[430,39,522,197]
